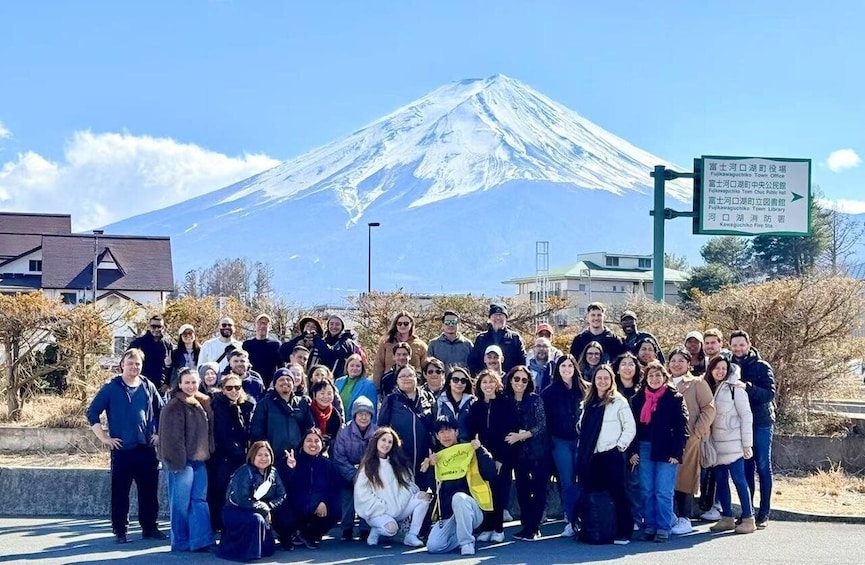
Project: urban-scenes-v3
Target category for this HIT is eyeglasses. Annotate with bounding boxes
[221,324,234,328]
[512,376,530,384]
[396,321,411,327]
[150,324,163,329]
[443,320,459,326]
[223,385,242,391]
[426,369,444,375]
[451,377,469,384]
[397,373,415,379]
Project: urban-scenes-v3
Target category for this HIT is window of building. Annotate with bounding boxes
[28,260,43,272]
[61,292,77,305]
[578,283,586,291]
[605,256,619,267]
[638,258,652,269]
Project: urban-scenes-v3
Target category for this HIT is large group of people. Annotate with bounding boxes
[86,302,777,560]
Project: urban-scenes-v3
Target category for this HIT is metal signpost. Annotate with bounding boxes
[650,156,812,302]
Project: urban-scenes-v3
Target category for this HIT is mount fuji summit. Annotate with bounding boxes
[104,74,699,303]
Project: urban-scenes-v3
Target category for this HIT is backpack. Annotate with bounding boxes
[575,490,617,545]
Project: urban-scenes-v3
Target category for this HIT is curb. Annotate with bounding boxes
[1,465,864,524]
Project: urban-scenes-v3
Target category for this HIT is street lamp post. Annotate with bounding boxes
[92,230,104,305]
[367,222,380,294]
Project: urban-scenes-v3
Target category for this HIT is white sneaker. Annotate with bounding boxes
[671,516,694,535]
[366,529,380,546]
[490,531,505,542]
[613,538,631,545]
[403,533,424,547]
[460,542,475,555]
[476,531,493,542]
[503,510,513,522]
[562,523,575,538]
[700,505,722,521]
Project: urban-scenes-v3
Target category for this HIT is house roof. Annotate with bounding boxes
[40,234,174,291]
[0,234,44,260]
[503,260,689,284]
[0,213,71,235]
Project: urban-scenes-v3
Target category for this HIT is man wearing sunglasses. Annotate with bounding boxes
[198,317,244,372]
[428,311,473,370]
[128,314,175,393]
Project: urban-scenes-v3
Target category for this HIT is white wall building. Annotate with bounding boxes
[503,251,688,326]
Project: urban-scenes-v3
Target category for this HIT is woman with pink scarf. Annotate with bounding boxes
[626,361,688,543]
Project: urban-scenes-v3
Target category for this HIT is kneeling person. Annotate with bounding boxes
[426,416,497,556]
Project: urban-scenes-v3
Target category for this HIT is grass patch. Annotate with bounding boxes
[0,395,89,428]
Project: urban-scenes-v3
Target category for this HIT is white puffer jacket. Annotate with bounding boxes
[594,393,637,454]
[354,457,418,520]
[710,371,754,466]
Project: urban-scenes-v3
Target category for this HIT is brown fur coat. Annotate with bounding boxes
[157,391,215,471]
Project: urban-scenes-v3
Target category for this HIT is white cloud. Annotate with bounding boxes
[825,149,861,172]
[0,120,10,139]
[0,130,280,229]
[818,198,865,215]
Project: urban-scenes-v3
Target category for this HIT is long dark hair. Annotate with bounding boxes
[358,427,414,490]
[552,354,588,395]
[612,351,641,391]
[444,366,473,406]
[703,356,732,393]
[386,311,416,342]
[503,365,535,397]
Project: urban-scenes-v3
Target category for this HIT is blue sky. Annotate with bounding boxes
[1,0,863,228]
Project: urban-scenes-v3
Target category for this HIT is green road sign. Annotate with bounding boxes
[695,155,812,236]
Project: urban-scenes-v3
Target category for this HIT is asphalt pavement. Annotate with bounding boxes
[0,517,861,565]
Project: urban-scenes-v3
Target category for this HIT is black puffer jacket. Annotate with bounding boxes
[468,396,519,466]
[323,328,359,379]
[211,392,256,460]
[541,379,585,441]
[378,388,436,489]
[250,391,313,456]
[468,325,526,375]
[733,348,776,427]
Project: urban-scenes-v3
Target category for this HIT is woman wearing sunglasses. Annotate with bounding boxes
[421,358,447,399]
[503,365,550,542]
[207,373,256,533]
[437,367,475,442]
[373,311,428,390]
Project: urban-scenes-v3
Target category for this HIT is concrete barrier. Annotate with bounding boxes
[0,427,99,453]
[773,434,865,473]
[0,466,169,518]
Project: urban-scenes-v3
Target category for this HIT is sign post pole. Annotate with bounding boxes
[651,165,667,302]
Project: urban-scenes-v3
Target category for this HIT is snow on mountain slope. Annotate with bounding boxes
[104,75,702,302]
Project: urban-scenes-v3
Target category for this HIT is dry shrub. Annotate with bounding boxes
[620,293,699,356]
[347,291,573,354]
[0,395,87,428]
[696,276,865,432]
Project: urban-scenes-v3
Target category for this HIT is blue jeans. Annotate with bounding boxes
[167,461,213,551]
[745,426,773,520]
[637,442,677,534]
[551,436,579,523]
[714,457,753,519]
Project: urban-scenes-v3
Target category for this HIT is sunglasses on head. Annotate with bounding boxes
[223,385,242,391]
[396,321,411,327]
[443,320,458,326]
[512,376,530,384]
[451,377,469,384]
[427,369,443,375]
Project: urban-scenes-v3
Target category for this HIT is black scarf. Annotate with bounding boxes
[576,398,605,484]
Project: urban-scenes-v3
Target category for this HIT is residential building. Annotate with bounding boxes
[0,212,174,353]
[503,251,688,326]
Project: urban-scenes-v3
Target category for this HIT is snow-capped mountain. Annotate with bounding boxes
[104,74,701,302]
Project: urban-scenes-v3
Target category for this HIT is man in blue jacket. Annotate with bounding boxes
[468,303,526,376]
[87,348,165,544]
[730,330,777,529]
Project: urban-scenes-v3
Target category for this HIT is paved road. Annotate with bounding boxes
[0,517,861,565]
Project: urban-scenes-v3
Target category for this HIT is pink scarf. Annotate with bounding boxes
[640,386,667,424]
